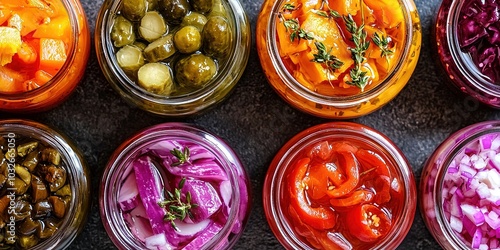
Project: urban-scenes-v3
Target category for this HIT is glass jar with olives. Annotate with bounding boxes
[95,0,251,116]
[0,119,90,249]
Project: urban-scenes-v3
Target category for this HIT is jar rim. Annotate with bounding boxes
[0,119,90,250]
[264,0,416,108]
[424,121,500,249]
[445,0,500,95]
[100,122,248,249]
[263,122,416,249]
[0,0,81,100]
[97,0,250,107]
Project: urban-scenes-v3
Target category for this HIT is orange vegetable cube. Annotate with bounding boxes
[0,26,22,66]
[33,15,71,40]
[328,0,361,16]
[39,38,67,70]
[364,0,404,29]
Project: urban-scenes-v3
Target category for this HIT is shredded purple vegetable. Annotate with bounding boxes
[458,0,500,83]
[118,140,248,249]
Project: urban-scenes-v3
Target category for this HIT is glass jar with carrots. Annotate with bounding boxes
[263,122,416,249]
[256,0,421,118]
[0,0,90,113]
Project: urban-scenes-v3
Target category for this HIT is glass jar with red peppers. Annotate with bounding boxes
[434,0,500,108]
[263,122,416,249]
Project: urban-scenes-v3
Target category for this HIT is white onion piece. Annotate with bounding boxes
[175,219,211,236]
[145,234,173,250]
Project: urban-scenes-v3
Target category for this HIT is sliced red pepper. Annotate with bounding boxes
[307,161,345,200]
[356,149,390,177]
[374,175,391,204]
[326,152,359,198]
[347,204,392,242]
[329,189,374,207]
[331,141,358,154]
[288,157,336,230]
[308,141,333,161]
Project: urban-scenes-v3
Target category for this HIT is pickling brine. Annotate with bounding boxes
[256,0,421,118]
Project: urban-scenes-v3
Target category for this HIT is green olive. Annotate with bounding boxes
[159,0,190,25]
[181,12,207,31]
[190,0,213,14]
[121,0,147,21]
[202,16,231,57]
[175,54,217,88]
[174,26,202,54]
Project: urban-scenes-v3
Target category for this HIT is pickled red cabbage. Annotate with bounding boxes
[458,0,500,83]
[118,139,248,249]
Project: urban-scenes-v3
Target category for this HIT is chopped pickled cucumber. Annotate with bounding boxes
[181,12,207,31]
[116,45,145,74]
[122,0,147,21]
[139,11,168,42]
[137,63,173,95]
[111,15,136,47]
[143,34,177,62]
[146,0,158,11]
[133,41,147,50]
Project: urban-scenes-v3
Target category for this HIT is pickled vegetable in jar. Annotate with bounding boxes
[256,0,421,119]
[110,0,232,96]
[0,136,71,248]
[0,0,90,112]
[457,0,500,84]
[275,0,406,95]
[101,123,251,249]
[263,122,416,249]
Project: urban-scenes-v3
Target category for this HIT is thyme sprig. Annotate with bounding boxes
[279,4,314,42]
[343,14,370,90]
[158,178,198,231]
[170,147,190,166]
[312,0,340,18]
[372,32,393,58]
[312,41,344,73]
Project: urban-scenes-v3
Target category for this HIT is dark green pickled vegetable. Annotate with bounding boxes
[133,41,148,51]
[208,0,226,17]
[22,150,39,172]
[18,235,38,248]
[159,0,190,24]
[143,34,177,62]
[17,142,38,157]
[203,16,231,57]
[0,136,71,248]
[174,25,202,54]
[111,15,136,47]
[41,148,61,166]
[176,54,217,88]
[116,45,145,74]
[146,0,158,10]
[139,11,168,42]
[32,175,49,203]
[137,63,174,95]
[181,12,207,31]
[122,0,147,21]
[190,0,213,14]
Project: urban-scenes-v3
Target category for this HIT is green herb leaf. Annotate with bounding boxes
[170,147,190,166]
[282,3,296,11]
[312,41,344,72]
[343,14,370,90]
[311,9,329,18]
[372,32,394,58]
[157,178,197,231]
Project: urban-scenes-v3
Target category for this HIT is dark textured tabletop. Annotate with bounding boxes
[1,0,499,249]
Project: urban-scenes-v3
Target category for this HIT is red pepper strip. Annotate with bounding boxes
[307,162,345,200]
[356,149,390,178]
[308,141,333,161]
[288,205,351,250]
[329,189,375,207]
[331,141,358,154]
[288,157,336,230]
[326,152,359,198]
[374,175,391,204]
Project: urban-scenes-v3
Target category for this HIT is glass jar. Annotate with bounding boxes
[256,0,421,119]
[0,0,90,113]
[0,119,90,249]
[94,0,251,117]
[100,122,251,249]
[434,0,500,108]
[420,121,500,249]
[263,122,416,249]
